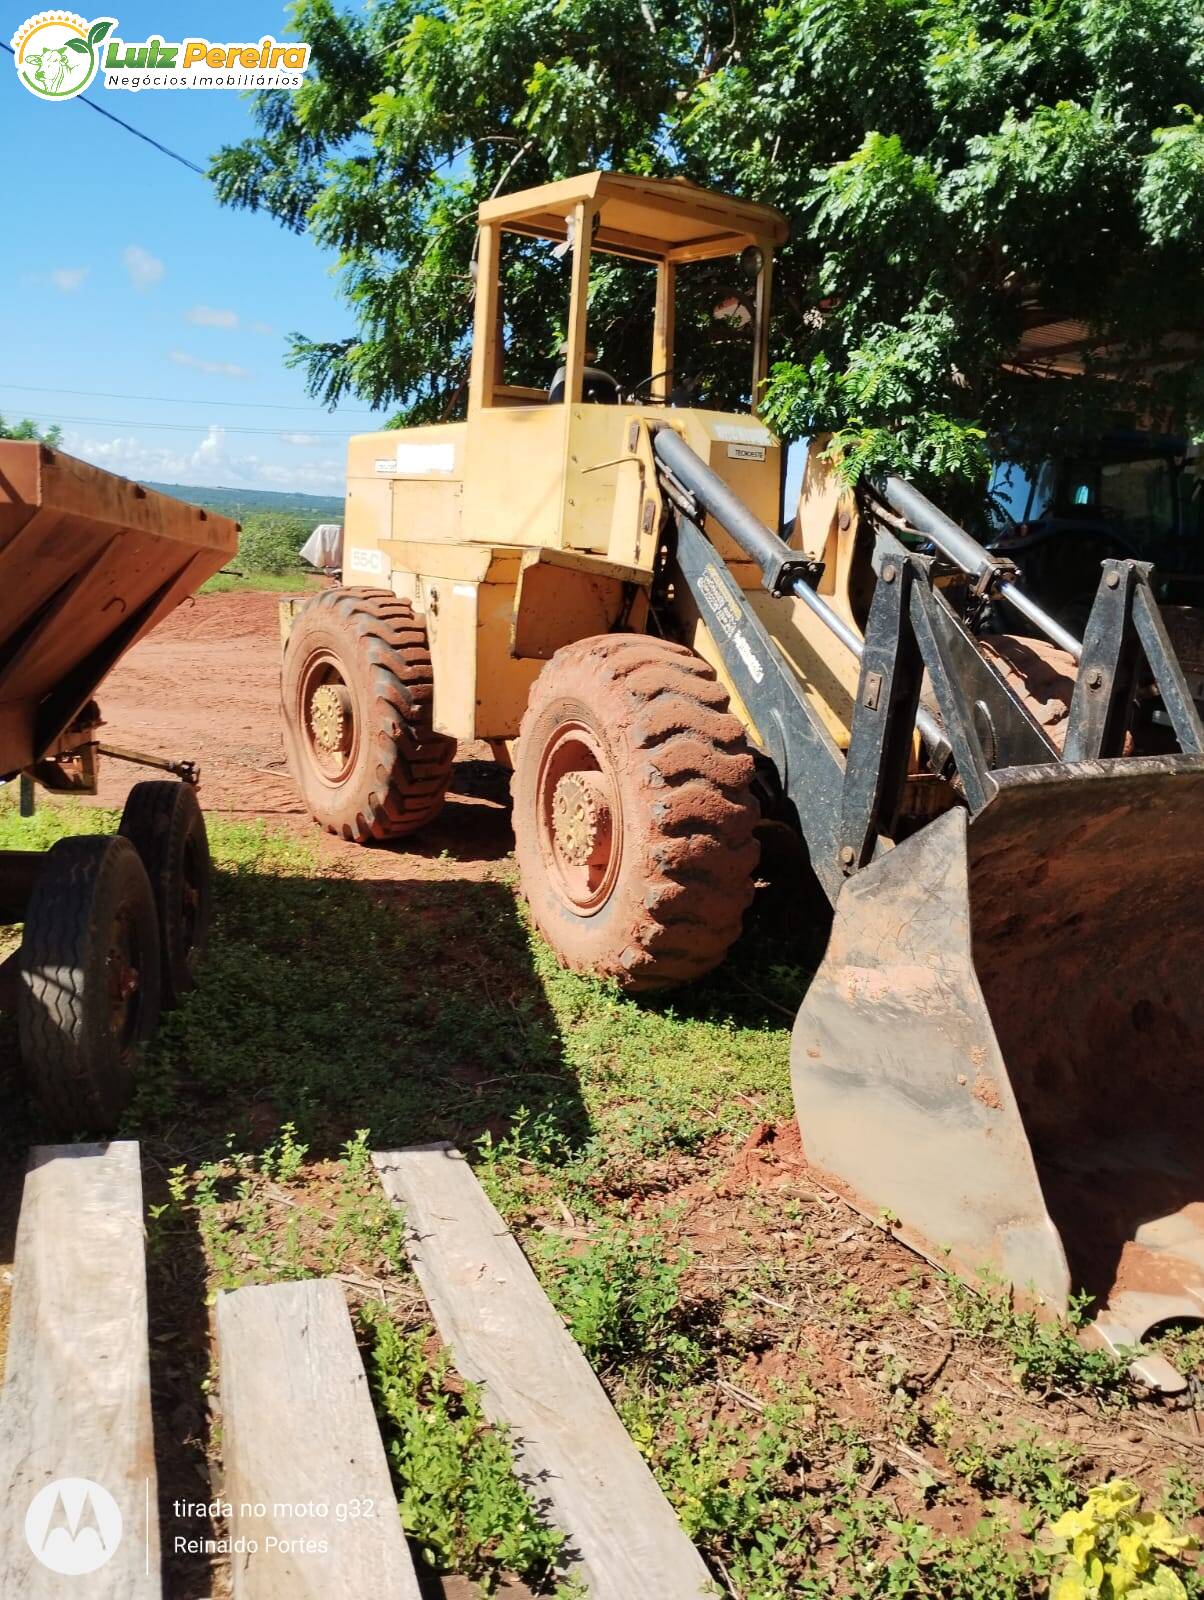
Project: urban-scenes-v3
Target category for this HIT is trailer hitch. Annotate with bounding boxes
[96,742,201,786]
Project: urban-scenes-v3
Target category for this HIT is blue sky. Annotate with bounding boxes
[3,2,806,509]
[2,1,388,495]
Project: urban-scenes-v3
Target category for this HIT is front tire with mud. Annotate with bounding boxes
[282,587,456,842]
[513,634,760,991]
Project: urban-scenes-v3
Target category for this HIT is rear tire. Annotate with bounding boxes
[119,780,211,1008]
[979,635,1078,750]
[513,634,760,991]
[282,587,456,842]
[17,835,161,1134]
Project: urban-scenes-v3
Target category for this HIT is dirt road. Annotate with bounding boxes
[93,590,299,818]
[90,589,512,878]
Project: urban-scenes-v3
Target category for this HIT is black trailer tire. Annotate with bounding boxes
[17,834,161,1134]
[282,587,456,842]
[119,779,211,1008]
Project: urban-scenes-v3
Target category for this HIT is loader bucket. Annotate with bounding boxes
[793,757,1204,1346]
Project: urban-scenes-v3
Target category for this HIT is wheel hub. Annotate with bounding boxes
[310,683,352,755]
[551,770,613,868]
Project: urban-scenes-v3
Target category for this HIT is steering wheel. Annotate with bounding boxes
[626,368,702,405]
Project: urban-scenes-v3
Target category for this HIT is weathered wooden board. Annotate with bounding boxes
[216,1279,422,1600]
[0,1141,160,1597]
[373,1143,714,1600]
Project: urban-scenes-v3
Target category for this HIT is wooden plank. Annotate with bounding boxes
[373,1144,714,1600]
[216,1279,422,1600]
[0,1141,160,1597]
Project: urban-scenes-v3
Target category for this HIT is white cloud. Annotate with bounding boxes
[169,349,253,380]
[50,267,87,292]
[279,432,323,446]
[62,425,345,493]
[187,304,238,329]
[123,244,164,290]
[250,320,274,336]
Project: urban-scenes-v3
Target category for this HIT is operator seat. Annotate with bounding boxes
[548,364,620,404]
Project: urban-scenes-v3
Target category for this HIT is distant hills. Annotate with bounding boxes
[145,482,344,524]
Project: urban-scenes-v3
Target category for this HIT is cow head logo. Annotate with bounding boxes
[24,1477,123,1575]
[11,12,116,101]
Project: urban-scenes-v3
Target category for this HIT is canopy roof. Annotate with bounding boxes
[478,171,788,264]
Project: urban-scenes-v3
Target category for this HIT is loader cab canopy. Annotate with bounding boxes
[468,171,787,414]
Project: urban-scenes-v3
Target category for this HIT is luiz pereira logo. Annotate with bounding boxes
[24,1477,123,1576]
[11,12,312,95]
[11,12,115,100]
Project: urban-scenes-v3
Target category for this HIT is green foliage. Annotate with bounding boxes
[950,1429,1079,1520]
[362,1307,565,1591]
[208,0,1204,504]
[627,1387,1060,1600]
[0,413,62,446]
[944,1271,1128,1397]
[635,1395,816,1594]
[1048,1479,1199,1600]
[531,1219,705,1383]
[234,510,314,574]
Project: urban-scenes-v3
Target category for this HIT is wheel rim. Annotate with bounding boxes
[298,649,357,783]
[106,904,147,1055]
[535,721,622,914]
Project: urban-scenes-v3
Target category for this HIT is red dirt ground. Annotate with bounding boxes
[94,591,300,820]
[88,589,513,882]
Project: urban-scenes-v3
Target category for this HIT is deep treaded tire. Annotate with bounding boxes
[17,834,161,1134]
[513,634,760,990]
[979,635,1078,750]
[282,587,456,842]
[119,779,211,1008]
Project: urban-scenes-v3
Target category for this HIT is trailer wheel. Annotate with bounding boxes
[282,588,456,842]
[514,635,760,990]
[17,835,161,1134]
[119,780,211,1008]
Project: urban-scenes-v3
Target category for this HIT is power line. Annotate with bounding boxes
[2,383,381,416]
[14,409,352,440]
[1,41,205,174]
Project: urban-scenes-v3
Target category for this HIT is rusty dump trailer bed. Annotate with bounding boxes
[0,443,237,1134]
[0,442,236,782]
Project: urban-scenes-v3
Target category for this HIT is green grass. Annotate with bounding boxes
[199,569,320,594]
[942,1270,1131,1399]
[2,795,1200,1599]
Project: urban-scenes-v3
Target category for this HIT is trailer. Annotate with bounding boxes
[0,442,238,1131]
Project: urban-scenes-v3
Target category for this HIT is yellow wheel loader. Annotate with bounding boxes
[281,171,1204,1386]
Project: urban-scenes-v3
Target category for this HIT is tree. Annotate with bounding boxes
[236,511,315,574]
[210,0,1204,511]
[0,414,62,446]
